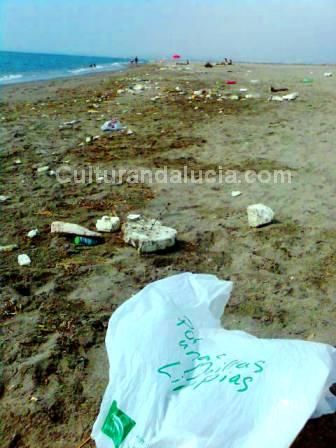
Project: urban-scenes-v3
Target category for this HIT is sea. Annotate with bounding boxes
[0,51,132,85]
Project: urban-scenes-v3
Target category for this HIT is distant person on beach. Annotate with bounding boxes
[135,56,139,65]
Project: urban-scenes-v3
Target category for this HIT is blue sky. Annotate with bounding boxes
[1,0,336,63]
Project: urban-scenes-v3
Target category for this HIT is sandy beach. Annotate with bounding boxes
[1,62,336,447]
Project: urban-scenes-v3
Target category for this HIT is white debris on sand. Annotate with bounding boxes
[123,216,177,253]
[245,93,261,99]
[269,92,299,102]
[37,166,50,174]
[127,214,142,222]
[231,191,242,197]
[18,254,31,266]
[96,216,121,233]
[101,119,123,132]
[282,92,299,101]
[0,244,18,253]
[51,221,102,238]
[247,204,274,228]
[27,229,39,238]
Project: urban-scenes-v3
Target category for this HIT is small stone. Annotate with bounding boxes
[18,254,31,266]
[231,191,242,197]
[247,204,274,228]
[96,216,121,233]
[27,229,39,238]
[0,195,9,202]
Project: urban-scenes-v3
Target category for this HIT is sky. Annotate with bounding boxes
[1,0,336,63]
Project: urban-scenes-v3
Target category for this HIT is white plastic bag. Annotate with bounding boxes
[92,273,336,448]
[101,119,123,132]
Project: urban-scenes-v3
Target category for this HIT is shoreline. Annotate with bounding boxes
[1,60,335,90]
[0,64,144,91]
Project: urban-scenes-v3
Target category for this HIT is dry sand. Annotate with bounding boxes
[1,62,336,447]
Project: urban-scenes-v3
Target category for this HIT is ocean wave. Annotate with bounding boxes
[69,65,104,74]
[0,74,23,83]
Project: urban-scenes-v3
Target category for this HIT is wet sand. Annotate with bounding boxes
[1,62,336,447]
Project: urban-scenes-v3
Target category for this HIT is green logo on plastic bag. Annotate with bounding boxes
[102,401,136,448]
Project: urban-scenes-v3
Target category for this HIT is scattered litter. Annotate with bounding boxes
[229,95,240,100]
[37,166,50,174]
[131,84,145,93]
[245,93,261,99]
[239,88,248,92]
[0,244,18,252]
[27,229,39,238]
[86,136,92,143]
[250,79,260,84]
[269,92,299,102]
[15,159,22,165]
[270,95,284,102]
[282,92,299,101]
[96,216,121,233]
[324,72,333,77]
[101,119,123,132]
[18,254,31,266]
[231,191,242,197]
[271,86,289,93]
[92,272,336,448]
[247,203,274,227]
[0,195,9,202]
[51,221,102,238]
[226,80,237,85]
[74,236,101,246]
[117,89,125,94]
[303,78,314,84]
[150,96,161,102]
[123,216,177,253]
[127,129,134,135]
[59,119,81,129]
[127,214,142,222]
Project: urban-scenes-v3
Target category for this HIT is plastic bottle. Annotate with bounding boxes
[74,236,101,246]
